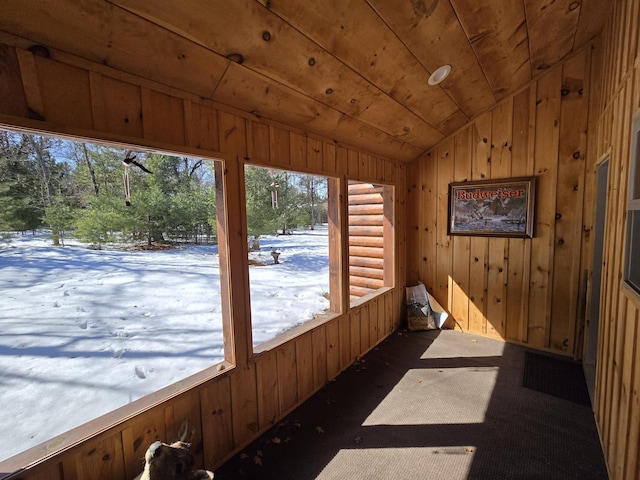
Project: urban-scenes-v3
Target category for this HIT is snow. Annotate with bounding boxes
[0,226,329,462]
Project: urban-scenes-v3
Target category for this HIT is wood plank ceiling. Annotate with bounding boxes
[0,0,610,162]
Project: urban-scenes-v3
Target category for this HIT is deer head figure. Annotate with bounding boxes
[134,420,214,480]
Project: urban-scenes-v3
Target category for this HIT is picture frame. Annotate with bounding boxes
[448,177,536,238]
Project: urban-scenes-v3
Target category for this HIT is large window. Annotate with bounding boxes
[244,165,334,350]
[0,128,398,462]
[0,130,227,461]
[626,114,640,294]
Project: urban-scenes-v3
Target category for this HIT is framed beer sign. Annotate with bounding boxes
[447,177,536,238]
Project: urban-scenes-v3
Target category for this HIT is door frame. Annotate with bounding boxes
[584,156,609,404]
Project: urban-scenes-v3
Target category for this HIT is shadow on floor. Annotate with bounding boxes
[214,330,608,480]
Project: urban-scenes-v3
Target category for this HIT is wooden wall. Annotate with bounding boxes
[406,2,640,477]
[591,0,640,479]
[0,34,406,478]
[407,45,595,356]
[348,182,389,301]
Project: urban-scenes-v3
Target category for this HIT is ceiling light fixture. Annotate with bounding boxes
[428,65,451,86]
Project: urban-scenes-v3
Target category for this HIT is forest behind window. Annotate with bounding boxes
[0,131,218,246]
[244,165,332,349]
[0,130,227,462]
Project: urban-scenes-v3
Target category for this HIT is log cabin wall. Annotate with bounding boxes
[347,181,388,301]
[590,1,640,479]
[407,45,595,356]
[0,35,406,479]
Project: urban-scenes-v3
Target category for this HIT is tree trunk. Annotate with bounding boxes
[27,135,59,244]
[310,177,316,230]
[81,143,99,197]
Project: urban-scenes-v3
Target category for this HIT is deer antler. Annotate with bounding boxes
[175,419,195,445]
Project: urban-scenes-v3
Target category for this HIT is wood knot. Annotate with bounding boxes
[411,0,438,16]
[133,437,143,451]
[28,44,50,58]
[573,151,580,159]
[225,53,244,64]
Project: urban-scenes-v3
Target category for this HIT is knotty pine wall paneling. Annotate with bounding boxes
[407,46,593,354]
[550,52,590,353]
[530,66,562,348]
[468,111,491,335]
[590,0,640,478]
[407,2,640,477]
[450,129,472,332]
[506,86,536,344]
[0,35,405,479]
[486,100,512,339]
[435,137,454,320]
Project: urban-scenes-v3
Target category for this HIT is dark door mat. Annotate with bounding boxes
[523,351,591,406]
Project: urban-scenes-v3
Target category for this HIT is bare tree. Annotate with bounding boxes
[81,143,99,197]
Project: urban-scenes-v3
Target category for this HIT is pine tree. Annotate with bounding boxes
[42,196,74,246]
[1,128,219,247]
[245,165,280,238]
[0,132,44,232]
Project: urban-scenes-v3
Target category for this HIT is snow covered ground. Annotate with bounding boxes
[0,227,329,462]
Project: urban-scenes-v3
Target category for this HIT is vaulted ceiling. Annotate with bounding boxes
[0,0,610,162]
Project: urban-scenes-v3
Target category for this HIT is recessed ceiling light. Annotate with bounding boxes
[428,65,452,86]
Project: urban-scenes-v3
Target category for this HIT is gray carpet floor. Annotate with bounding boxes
[214,329,608,480]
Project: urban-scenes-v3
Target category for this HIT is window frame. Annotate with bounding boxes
[241,164,342,355]
[346,180,395,308]
[625,112,640,295]
[0,127,235,466]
